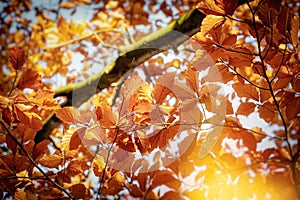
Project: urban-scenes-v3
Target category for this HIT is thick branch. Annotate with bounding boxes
[35,0,251,143]
[54,8,206,107]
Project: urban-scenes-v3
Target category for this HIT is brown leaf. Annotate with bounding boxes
[215,0,238,15]
[172,79,195,100]
[9,46,25,70]
[69,127,85,150]
[232,82,259,100]
[95,103,116,128]
[197,0,225,16]
[69,183,87,199]
[101,171,125,196]
[17,68,42,90]
[237,102,256,116]
[291,15,299,48]
[258,102,276,123]
[13,105,43,131]
[151,170,181,189]
[39,154,62,168]
[56,107,79,124]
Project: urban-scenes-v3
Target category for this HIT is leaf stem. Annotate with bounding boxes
[8,70,18,96]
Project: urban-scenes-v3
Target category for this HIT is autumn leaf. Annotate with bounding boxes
[236,102,256,116]
[14,188,26,200]
[201,15,225,36]
[215,0,238,15]
[69,127,85,150]
[290,15,299,48]
[13,104,43,131]
[95,103,116,128]
[197,0,225,16]
[101,171,126,196]
[151,170,181,189]
[232,82,259,100]
[56,107,79,124]
[17,68,42,90]
[172,78,196,100]
[258,102,276,123]
[9,46,25,70]
[39,154,62,168]
[69,183,87,199]
[199,127,222,158]
[60,2,75,9]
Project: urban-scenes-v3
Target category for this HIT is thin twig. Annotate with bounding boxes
[96,128,120,198]
[0,119,74,199]
[8,70,18,96]
[247,1,300,198]
[213,42,259,56]
[220,59,269,90]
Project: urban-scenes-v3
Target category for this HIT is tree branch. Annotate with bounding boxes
[0,119,74,199]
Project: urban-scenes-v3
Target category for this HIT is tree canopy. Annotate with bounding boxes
[0,0,299,199]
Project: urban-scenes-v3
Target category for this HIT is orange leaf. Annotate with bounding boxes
[201,15,225,36]
[95,103,116,128]
[151,170,181,189]
[39,154,62,168]
[197,0,225,16]
[17,68,42,90]
[172,79,195,100]
[237,102,256,116]
[9,46,25,70]
[69,183,87,199]
[101,171,125,196]
[184,66,199,93]
[14,188,26,200]
[56,107,79,124]
[69,127,85,150]
[232,82,259,100]
[13,105,43,131]
[258,102,276,123]
[152,84,173,104]
[60,2,75,9]
[273,72,292,91]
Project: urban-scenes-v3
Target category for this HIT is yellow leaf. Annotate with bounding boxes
[14,188,26,200]
[201,15,225,36]
[60,2,74,9]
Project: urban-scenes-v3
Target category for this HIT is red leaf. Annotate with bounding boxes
[17,68,42,90]
[69,184,87,198]
[215,0,238,15]
[9,46,25,70]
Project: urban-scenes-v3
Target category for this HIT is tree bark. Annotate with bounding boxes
[35,0,251,143]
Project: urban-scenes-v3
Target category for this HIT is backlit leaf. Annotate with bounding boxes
[60,2,75,9]
[17,68,42,90]
[39,154,62,168]
[9,47,25,70]
[237,102,256,116]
